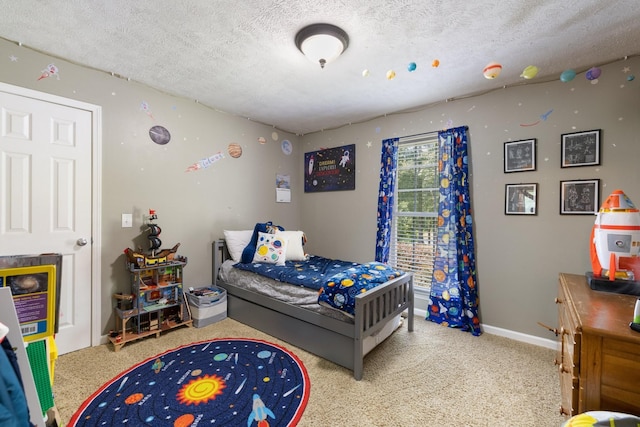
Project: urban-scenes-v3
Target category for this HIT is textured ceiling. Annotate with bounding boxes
[1,1,639,135]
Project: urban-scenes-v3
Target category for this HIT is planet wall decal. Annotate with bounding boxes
[228,143,242,158]
[483,62,502,79]
[520,65,539,79]
[560,69,576,82]
[149,125,171,145]
[586,67,602,81]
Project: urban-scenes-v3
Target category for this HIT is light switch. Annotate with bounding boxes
[122,213,133,228]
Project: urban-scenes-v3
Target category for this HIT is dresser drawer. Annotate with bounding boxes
[559,370,579,416]
[557,277,583,416]
[599,337,640,413]
[557,284,580,375]
[559,309,580,373]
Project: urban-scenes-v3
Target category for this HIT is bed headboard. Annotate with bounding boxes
[212,240,231,287]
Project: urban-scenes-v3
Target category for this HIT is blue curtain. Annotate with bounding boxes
[375,138,399,263]
[427,126,481,335]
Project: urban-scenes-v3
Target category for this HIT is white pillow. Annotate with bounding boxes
[223,230,253,262]
[253,232,287,266]
[275,230,307,261]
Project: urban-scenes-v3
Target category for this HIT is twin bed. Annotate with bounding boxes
[211,239,414,380]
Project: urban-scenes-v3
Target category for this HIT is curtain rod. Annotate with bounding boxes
[399,130,438,140]
[399,125,468,141]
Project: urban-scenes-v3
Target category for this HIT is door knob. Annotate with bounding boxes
[77,237,88,246]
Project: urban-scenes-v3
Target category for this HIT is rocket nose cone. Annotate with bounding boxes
[601,189,638,211]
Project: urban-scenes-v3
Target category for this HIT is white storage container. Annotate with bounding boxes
[186,286,224,306]
[187,286,227,328]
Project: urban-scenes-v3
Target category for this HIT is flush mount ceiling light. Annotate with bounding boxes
[295,23,349,69]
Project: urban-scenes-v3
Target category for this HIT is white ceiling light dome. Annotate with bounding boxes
[295,23,349,69]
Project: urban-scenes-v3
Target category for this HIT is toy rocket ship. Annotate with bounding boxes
[590,189,640,281]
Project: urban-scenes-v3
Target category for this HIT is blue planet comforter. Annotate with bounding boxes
[233,256,403,316]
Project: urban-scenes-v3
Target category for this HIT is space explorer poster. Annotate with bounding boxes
[304,144,355,192]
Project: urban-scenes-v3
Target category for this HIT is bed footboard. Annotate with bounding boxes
[353,272,413,379]
[212,240,414,380]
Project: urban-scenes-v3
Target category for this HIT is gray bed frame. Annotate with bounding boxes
[212,240,414,380]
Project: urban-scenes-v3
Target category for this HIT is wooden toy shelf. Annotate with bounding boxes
[110,260,192,351]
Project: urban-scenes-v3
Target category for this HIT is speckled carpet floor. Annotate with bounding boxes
[53,317,566,426]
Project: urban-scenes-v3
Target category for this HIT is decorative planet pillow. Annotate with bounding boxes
[275,230,307,261]
[240,221,284,264]
[252,232,287,266]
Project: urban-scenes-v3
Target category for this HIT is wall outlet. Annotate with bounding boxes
[121,213,133,228]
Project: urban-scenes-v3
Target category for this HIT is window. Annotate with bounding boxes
[389,135,439,291]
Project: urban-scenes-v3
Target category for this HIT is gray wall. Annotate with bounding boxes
[300,57,640,340]
[0,38,301,334]
[2,37,639,342]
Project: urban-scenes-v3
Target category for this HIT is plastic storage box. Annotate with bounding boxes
[187,286,227,328]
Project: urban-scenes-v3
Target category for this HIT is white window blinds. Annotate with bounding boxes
[389,134,439,290]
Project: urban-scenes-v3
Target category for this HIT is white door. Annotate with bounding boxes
[0,85,98,354]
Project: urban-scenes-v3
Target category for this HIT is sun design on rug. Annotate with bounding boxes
[176,374,226,405]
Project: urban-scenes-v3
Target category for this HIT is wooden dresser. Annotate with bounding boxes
[556,273,640,417]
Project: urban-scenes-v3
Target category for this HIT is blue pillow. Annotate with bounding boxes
[240,221,284,263]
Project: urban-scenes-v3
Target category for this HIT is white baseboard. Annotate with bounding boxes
[99,309,560,352]
[480,324,559,350]
[412,307,559,351]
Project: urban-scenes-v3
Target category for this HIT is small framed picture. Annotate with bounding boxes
[504,139,536,173]
[505,183,538,215]
[560,179,600,215]
[561,129,601,168]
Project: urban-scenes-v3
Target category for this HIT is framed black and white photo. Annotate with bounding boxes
[561,129,601,168]
[504,139,536,173]
[505,183,538,215]
[560,179,600,215]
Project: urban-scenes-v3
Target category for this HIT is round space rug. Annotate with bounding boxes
[69,338,310,427]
